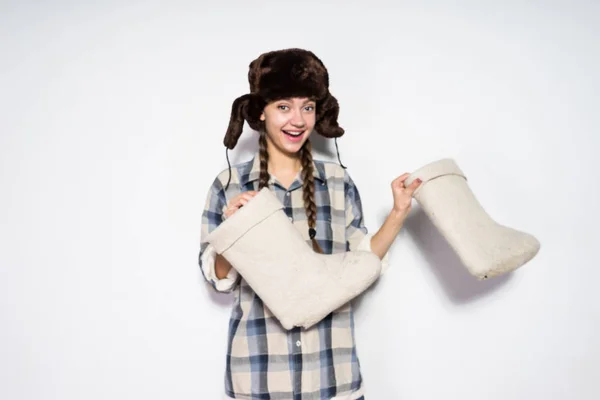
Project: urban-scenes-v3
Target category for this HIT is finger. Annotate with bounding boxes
[225,200,243,217]
[228,192,252,207]
[241,193,256,202]
[227,202,241,212]
[226,198,244,212]
[404,179,422,196]
[227,194,242,206]
[392,173,411,188]
[411,178,423,188]
[392,173,410,184]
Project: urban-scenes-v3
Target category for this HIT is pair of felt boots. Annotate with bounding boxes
[206,159,540,330]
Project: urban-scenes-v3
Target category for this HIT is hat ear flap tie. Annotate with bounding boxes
[334,138,346,169]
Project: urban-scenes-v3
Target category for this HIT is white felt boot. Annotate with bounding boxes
[205,187,382,330]
[405,159,540,280]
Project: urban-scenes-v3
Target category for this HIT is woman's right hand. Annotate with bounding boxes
[224,191,259,219]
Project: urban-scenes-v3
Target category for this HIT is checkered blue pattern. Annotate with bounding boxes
[199,152,372,399]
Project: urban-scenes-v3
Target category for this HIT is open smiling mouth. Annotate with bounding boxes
[283,130,304,137]
[282,130,305,141]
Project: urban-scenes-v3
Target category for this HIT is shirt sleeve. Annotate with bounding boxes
[198,179,241,293]
[344,171,390,275]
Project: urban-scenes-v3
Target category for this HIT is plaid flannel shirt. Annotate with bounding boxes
[198,153,389,399]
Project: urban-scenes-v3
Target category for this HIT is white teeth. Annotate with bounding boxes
[284,130,303,137]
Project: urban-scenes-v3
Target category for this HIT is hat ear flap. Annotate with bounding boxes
[224,94,264,149]
[315,93,344,138]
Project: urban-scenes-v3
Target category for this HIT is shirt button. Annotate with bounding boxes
[296,340,301,347]
[286,192,291,196]
[289,217,293,222]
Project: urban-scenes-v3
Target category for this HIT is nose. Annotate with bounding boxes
[289,108,306,127]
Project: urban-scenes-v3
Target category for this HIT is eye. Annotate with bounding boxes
[278,104,289,111]
[304,105,315,111]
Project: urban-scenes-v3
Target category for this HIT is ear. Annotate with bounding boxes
[260,112,265,121]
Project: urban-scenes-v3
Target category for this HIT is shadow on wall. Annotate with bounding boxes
[221,128,259,166]
[402,205,513,304]
[310,131,339,159]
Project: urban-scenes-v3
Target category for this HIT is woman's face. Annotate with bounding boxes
[260,97,316,156]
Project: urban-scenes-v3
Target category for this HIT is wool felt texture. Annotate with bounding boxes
[205,187,382,330]
[405,159,540,279]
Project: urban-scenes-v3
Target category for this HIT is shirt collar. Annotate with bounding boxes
[240,151,327,187]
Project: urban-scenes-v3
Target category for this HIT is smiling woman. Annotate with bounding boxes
[197,48,420,399]
[261,97,317,154]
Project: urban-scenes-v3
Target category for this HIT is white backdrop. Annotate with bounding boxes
[1,1,598,399]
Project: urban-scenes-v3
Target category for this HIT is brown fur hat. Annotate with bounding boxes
[223,48,345,150]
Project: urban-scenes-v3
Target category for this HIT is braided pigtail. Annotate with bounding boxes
[300,140,323,253]
[258,132,270,190]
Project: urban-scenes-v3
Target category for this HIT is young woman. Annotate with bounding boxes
[199,48,421,399]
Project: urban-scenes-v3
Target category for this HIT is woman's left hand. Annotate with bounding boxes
[390,173,422,222]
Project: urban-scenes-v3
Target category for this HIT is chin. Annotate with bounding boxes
[280,143,305,156]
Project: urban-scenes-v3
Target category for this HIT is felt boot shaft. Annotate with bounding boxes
[406,159,540,279]
[206,187,382,329]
